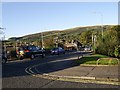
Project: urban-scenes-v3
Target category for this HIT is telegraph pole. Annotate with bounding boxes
[93,12,104,38]
[41,32,44,49]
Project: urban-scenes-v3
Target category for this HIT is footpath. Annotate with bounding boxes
[42,64,120,85]
[26,51,120,85]
[34,61,119,85]
[48,65,119,81]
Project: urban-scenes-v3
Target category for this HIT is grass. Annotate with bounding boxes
[76,54,119,65]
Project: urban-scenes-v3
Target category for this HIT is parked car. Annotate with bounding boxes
[0,51,7,64]
[16,45,46,60]
[51,47,65,55]
[2,55,7,64]
[84,45,92,51]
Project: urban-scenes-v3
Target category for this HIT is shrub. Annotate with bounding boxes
[96,27,119,57]
[114,47,119,57]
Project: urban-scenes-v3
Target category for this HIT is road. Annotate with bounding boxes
[2,51,119,88]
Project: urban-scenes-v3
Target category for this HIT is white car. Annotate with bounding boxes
[84,47,91,51]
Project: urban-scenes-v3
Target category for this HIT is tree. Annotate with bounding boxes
[111,25,120,43]
[44,37,54,49]
[114,46,119,58]
[96,27,119,57]
[79,30,92,46]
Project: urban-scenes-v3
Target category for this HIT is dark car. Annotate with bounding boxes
[51,47,65,55]
[2,55,7,64]
[16,45,46,60]
[0,51,7,64]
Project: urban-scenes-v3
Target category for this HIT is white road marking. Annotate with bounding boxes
[24,56,120,86]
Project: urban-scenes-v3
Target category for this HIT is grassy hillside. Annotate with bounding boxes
[9,25,114,41]
[7,25,116,48]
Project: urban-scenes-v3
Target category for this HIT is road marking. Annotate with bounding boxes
[24,56,120,86]
[29,67,36,74]
[25,67,33,75]
[25,56,78,76]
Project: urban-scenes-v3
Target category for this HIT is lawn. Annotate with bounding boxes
[76,54,119,65]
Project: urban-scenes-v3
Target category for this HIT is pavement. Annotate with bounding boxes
[3,51,120,88]
[26,56,120,85]
[48,65,119,82]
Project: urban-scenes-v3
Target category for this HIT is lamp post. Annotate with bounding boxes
[41,32,44,49]
[93,12,103,38]
[54,37,58,47]
[100,13,103,38]
[92,32,97,53]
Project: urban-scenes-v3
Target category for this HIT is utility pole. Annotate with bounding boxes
[100,13,103,38]
[54,37,58,48]
[41,32,44,49]
[93,12,103,38]
[57,32,59,47]
[92,33,94,51]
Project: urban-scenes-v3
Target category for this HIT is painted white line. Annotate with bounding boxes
[25,67,33,75]
[43,73,49,75]
[24,56,120,86]
[24,56,78,77]
[29,67,35,74]
[25,65,120,86]
[80,76,95,80]
[57,78,120,86]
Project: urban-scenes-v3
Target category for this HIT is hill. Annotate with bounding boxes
[8,25,114,41]
[7,25,116,49]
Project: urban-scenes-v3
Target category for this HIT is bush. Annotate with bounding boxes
[114,46,120,58]
[95,27,119,57]
[114,47,119,57]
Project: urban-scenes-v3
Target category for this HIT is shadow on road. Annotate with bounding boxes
[2,51,90,78]
[34,59,78,74]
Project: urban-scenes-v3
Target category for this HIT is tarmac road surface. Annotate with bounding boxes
[2,51,119,88]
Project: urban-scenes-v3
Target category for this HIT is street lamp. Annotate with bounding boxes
[93,12,103,38]
[92,33,95,53]
[41,32,44,49]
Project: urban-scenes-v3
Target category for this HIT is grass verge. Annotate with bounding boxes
[76,54,119,65]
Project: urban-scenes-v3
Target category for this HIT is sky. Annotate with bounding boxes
[1,2,118,39]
